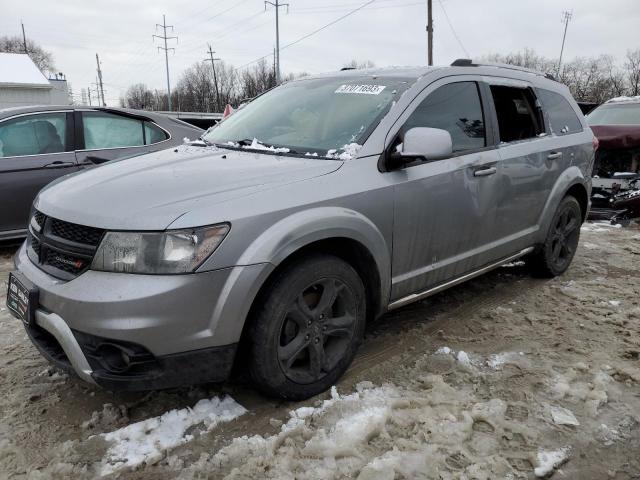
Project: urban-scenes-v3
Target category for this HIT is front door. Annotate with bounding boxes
[0,111,78,237]
[388,80,502,300]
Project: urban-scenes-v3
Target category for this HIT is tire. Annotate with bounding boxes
[529,195,582,278]
[247,254,366,400]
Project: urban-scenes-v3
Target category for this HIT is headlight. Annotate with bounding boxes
[91,224,230,274]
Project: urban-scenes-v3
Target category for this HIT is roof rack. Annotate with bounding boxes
[450,59,557,81]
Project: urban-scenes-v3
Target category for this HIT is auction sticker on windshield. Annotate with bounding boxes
[335,84,386,95]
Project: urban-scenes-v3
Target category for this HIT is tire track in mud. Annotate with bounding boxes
[343,268,539,382]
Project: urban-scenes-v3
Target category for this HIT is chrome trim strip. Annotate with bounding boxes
[35,310,96,384]
[388,247,535,310]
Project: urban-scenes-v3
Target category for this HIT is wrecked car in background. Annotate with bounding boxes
[587,96,640,224]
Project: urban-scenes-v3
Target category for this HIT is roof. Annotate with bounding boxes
[0,53,51,88]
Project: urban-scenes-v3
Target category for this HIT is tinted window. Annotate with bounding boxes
[82,111,144,150]
[490,86,542,142]
[537,89,582,135]
[403,82,486,153]
[144,121,167,144]
[0,112,67,158]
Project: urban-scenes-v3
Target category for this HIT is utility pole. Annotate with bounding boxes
[21,21,28,54]
[95,53,106,106]
[427,0,433,65]
[557,10,573,76]
[204,44,221,112]
[87,86,92,106]
[153,14,177,111]
[265,0,289,84]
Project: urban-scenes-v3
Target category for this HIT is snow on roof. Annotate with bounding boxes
[606,95,640,104]
[0,53,50,87]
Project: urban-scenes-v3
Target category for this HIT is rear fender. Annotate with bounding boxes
[535,166,587,243]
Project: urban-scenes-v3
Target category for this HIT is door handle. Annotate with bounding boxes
[473,167,497,177]
[547,151,563,160]
[43,161,75,168]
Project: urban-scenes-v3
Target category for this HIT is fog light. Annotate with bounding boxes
[97,344,131,373]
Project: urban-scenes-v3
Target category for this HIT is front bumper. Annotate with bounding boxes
[13,242,272,390]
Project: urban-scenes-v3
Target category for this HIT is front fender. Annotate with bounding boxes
[535,166,587,243]
[238,206,391,309]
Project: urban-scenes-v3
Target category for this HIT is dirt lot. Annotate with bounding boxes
[1,223,639,479]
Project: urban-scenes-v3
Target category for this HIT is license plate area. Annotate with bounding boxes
[7,272,39,326]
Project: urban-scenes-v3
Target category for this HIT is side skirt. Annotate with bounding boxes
[387,247,534,311]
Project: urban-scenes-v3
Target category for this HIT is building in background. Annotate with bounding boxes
[0,53,71,109]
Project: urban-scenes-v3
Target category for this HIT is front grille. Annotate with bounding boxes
[50,218,104,246]
[27,210,104,280]
[33,211,45,229]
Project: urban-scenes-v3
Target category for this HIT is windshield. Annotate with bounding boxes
[587,103,640,126]
[203,76,413,157]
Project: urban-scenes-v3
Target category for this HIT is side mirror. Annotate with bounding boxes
[386,127,453,170]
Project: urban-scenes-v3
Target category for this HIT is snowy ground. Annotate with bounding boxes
[1,223,639,479]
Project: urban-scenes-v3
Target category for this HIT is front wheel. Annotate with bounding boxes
[247,254,366,400]
[529,195,582,278]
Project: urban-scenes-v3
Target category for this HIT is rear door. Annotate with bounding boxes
[0,111,77,236]
[75,109,170,167]
[388,77,503,300]
[485,80,563,257]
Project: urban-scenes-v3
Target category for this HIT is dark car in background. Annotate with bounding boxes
[0,105,202,240]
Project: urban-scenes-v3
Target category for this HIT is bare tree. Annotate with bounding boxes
[0,35,55,73]
[342,59,376,70]
[481,48,639,102]
[625,49,640,96]
[121,84,155,110]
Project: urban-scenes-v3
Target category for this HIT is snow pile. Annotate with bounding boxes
[487,352,525,370]
[99,396,246,475]
[581,222,622,233]
[241,138,290,153]
[434,345,477,368]
[326,143,362,160]
[176,381,523,479]
[548,405,580,426]
[533,447,571,477]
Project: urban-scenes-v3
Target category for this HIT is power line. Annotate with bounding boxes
[232,0,377,74]
[437,0,469,58]
[205,44,222,110]
[557,10,573,76]
[265,0,289,84]
[153,14,178,111]
[427,0,433,65]
[95,53,106,106]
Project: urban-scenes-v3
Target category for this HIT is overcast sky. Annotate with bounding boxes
[1,0,638,105]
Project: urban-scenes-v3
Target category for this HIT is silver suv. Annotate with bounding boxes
[7,61,594,400]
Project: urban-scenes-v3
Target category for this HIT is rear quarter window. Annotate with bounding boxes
[537,89,583,135]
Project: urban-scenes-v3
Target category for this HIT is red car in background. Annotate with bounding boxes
[586,96,640,223]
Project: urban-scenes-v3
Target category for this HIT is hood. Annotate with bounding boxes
[591,125,640,150]
[36,145,343,230]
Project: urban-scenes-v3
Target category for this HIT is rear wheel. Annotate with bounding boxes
[248,254,366,400]
[529,195,582,278]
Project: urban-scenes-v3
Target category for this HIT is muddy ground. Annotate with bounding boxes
[1,223,639,479]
